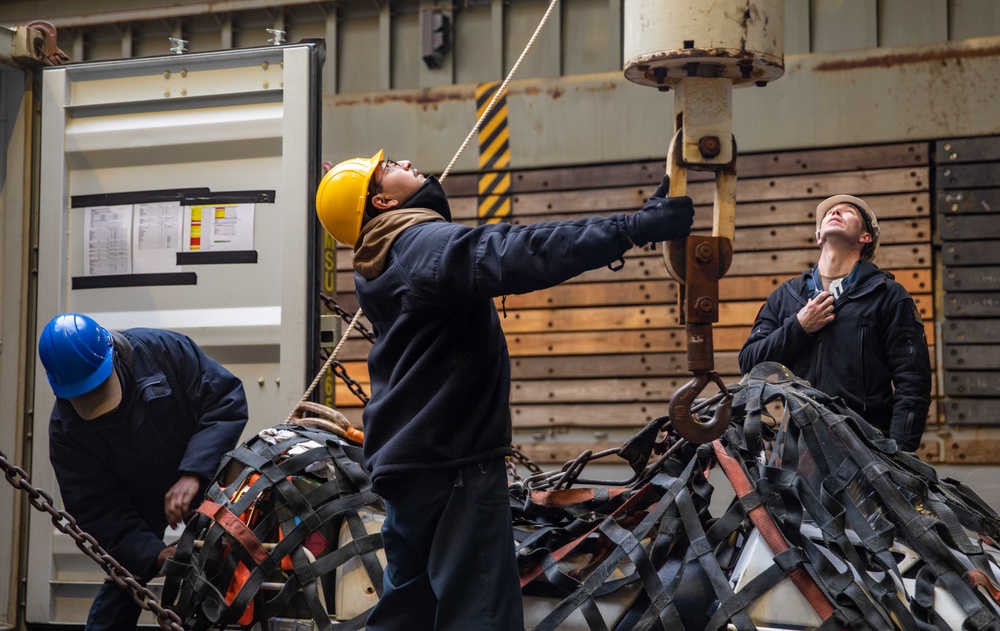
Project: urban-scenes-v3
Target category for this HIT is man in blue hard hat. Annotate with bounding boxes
[38,312,249,630]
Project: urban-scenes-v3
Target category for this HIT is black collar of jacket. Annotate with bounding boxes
[798,260,891,301]
[353,176,453,280]
[400,175,452,221]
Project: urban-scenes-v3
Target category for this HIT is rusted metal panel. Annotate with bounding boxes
[942,399,1000,426]
[466,143,932,194]
[511,377,693,404]
[443,185,929,226]
[510,351,741,379]
[735,218,929,251]
[732,243,931,276]
[949,1,1000,40]
[943,267,1000,291]
[943,319,1000,344]
[335,254,932,298]
[943,345,1000,370]
[511,402,664,428]
[498,194,931,229]
[501,168,926,217]
[943,240,1000,266]
[936,137,1000,164]
[879,0,947,48]
[937,162,1000,189]
[944,371,1000,397]
[731,143,930,179]
[503,326,754,356]
[940,215,1000,241]
[936,188,1000,215]
[940,439,1000,462]
[502,279,677,309]
[499,304,677,333]
[811,0,877,53]
[513,440,624,465]
[944,293,1000,318]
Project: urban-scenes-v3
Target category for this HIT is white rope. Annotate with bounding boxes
[285,306,365,423]
[289,0,561,419]
[440,0,561,182]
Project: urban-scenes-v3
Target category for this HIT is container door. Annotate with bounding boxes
[26,42,323,626]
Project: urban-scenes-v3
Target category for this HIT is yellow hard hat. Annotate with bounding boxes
[316,150,384,246]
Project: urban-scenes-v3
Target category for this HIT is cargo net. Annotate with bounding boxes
[162,363,1000,630]
[161,402,383,630]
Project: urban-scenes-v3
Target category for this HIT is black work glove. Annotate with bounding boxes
[623,175,694,246]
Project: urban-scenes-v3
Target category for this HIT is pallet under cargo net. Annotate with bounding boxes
[161,362,1000,631]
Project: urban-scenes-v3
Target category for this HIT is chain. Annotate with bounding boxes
[328,356,370,404]
[320,294,376,344]
[0,447,185,630]
[510,446,543,476]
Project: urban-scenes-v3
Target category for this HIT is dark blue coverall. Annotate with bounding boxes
[49,328,248,630]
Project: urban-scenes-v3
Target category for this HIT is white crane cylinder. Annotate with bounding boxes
[623,0,784,89]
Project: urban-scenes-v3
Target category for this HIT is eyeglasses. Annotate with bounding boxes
[369,158,400,197]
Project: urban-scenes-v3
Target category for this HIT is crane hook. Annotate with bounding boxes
[667,370,733,443]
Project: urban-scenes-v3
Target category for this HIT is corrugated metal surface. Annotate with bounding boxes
[936,136,1000,428]
[331,141,940,464]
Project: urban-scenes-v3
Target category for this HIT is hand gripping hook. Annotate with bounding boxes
[667,370,733,443]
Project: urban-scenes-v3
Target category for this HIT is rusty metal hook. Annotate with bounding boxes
[667,370,733,443]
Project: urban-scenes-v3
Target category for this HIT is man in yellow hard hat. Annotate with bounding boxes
[739,195,931,451]
[317,152,694,630]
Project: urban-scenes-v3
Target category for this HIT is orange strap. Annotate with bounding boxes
[529,487,625,508]
[968,569,1000,604]
[712,440,837,622]
[198,500,270,566]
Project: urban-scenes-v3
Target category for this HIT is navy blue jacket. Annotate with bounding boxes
[738,261,931,451]
[49,328,248,580]
[354,178,633,488]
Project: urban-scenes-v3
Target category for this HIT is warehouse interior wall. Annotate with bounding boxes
[1,1,1000,626]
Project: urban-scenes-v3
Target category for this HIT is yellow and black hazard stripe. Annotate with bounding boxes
[476,81,511,225]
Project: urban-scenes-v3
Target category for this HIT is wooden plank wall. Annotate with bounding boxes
[936,136,1000,428]
[331,143,936,464]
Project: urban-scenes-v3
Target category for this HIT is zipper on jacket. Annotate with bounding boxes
[858,324,867,412]
[812,334,824,382]
[139,377,169,400]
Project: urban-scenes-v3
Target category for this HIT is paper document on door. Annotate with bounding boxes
[183,204,255,251]
[84,205,133,276]
[133,201,183,273]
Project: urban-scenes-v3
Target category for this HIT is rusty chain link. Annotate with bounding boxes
[320,293,376,344]
[0,447,186,631]
[510,446,543,476]
[327,355,370,404]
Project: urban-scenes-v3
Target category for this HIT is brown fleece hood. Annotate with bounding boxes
[353,209,444,280]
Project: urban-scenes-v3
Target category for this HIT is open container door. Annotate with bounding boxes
[1,23,48,630]
[26,42,323,626]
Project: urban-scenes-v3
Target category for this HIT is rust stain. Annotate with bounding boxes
[814,43,1000,71]
[583,81,620,94]
[330,89,473,108]
[548,86,564,100]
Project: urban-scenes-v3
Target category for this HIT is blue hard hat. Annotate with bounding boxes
[38,313,115,399]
